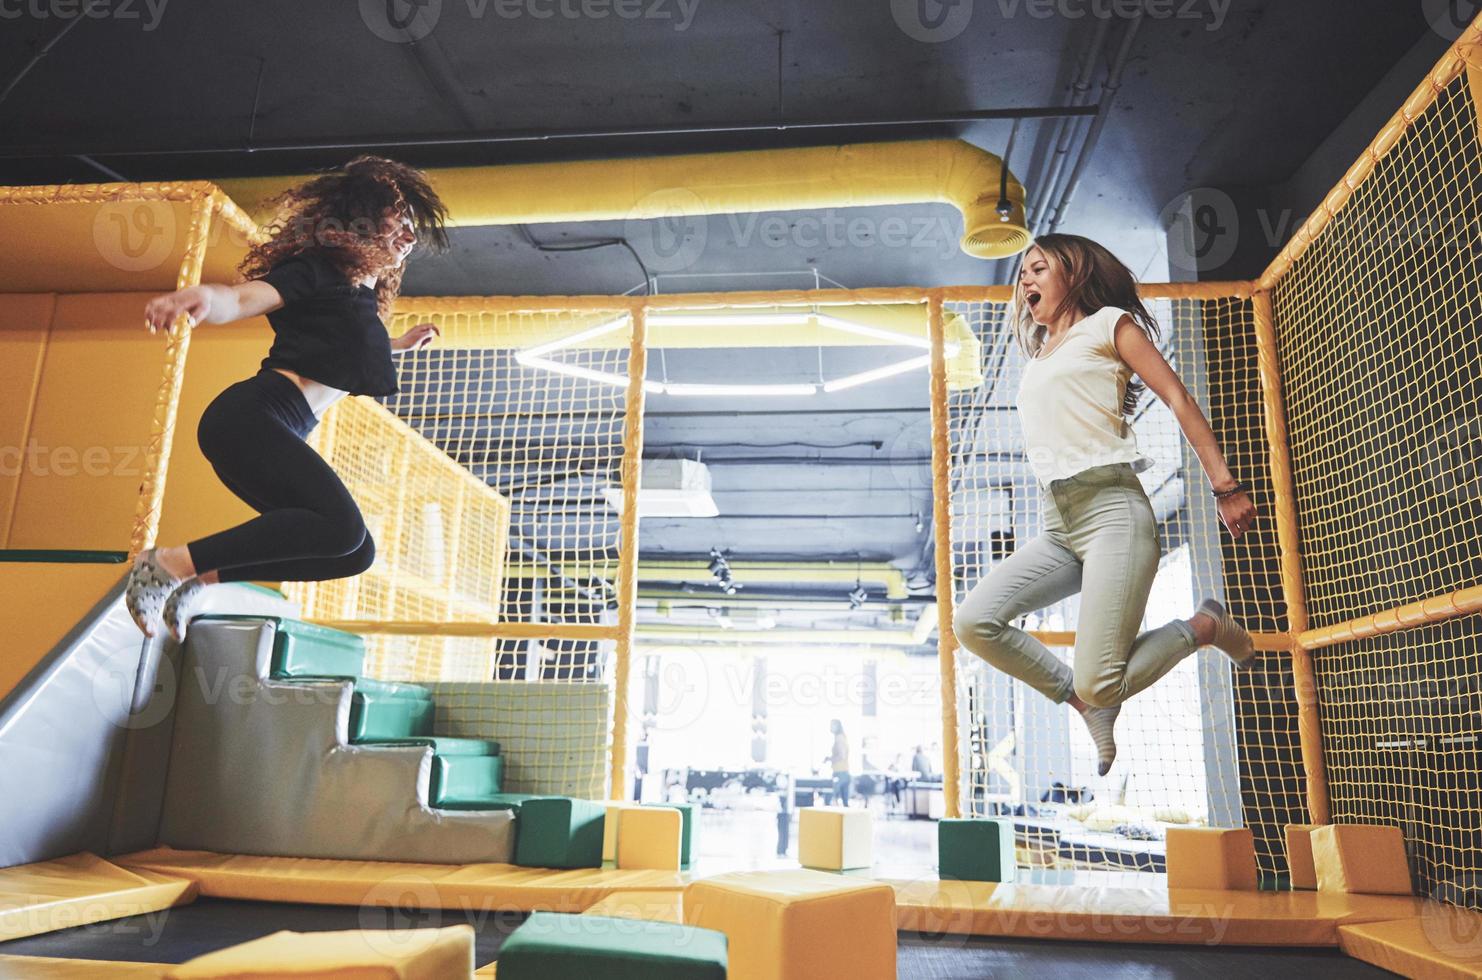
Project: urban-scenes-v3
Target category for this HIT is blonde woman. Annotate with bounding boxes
[953,233,1258,775]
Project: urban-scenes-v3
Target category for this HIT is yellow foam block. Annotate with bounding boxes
[616,806,683,870]
[1312,824,1414,895]
[1340,908,1482,979]
[1286,824,1319,890]
[0,852,197,943]
[601,802,646,863]
[684,870,896,980]
[165,925,475,979]
[798,805,873,871]
[1165,828,1257,891]
[582,889,684,923]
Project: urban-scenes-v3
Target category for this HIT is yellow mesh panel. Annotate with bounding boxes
[1268,62,1482,909]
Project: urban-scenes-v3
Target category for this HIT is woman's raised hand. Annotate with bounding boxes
[393,322,440,351]
[144,288,210,335]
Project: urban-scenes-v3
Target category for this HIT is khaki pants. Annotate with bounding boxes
[952,462,1198,707]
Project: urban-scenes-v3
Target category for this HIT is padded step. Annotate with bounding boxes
[434,792,546,812]
[357,737,500,756]
[348,691,434,741]
[353,678,431,700]
[430,755,505,805]
[193,615,366,680]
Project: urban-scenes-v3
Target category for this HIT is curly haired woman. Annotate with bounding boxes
[952,234,1259,776]
[126,156,450,642]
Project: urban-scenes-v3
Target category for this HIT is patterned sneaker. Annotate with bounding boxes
[1078,703,1120,776]
[124,548,181,638]
[162,577,207,645]
[1198,598,1256,667]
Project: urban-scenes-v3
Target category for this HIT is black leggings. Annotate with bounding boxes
[186,369,375,584]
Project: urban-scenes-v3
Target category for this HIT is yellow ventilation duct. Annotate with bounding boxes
[211,139,1030,260]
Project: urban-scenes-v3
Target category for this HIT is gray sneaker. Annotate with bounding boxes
[1199,598,1256,667]
[124,549,181,638]
[162,577,207,644]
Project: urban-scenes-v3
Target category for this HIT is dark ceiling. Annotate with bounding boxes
[0,1,1451,633]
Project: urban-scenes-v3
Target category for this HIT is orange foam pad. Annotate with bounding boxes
[164,924,474,979]
[1164,828,1258,891]
[888,878,1429,946]
[1339,906,1482,979]
[114,847,682,914]
[684,870,896,980]
[602,802,645,863]
[615,806,683,871]
[1286,824,1320,890]
[582,890,685,924]
[0,852,196,943]
[1312,824,1414,895]
[0,955,170,978]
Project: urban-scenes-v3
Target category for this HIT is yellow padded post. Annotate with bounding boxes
[1165,828,1258,891]
[683,870,896,980]
[1285,824,1319,890]
[602,802,645,864]
[164,925,475,979]
[798,805,873,872]
[615,806,683,871]
[1311,824,1414,895]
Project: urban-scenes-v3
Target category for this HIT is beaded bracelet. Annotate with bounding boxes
[1212,480,1250,499]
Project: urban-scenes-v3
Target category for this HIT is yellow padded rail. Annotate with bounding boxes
[165,925,476,979]
[0,852,196,944]
[0,955,171,978]
[114,848,683,914]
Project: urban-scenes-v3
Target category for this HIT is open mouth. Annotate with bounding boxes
[1026,290,1042,310]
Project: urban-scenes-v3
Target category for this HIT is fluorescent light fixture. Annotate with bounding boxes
[649,312,813,328]
[664,382,818,397]
[515,352,664,394]
[521,315,628,359]
[822,354,933,393]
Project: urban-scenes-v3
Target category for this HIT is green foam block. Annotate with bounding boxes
[348,691,433,740]
[268,618,365,678]
[644,802,697,869]
[515,797,606,869]
[938,817,1017,882]
[434,792,546,812]
[498,912,727,980]
[430,754,504,804]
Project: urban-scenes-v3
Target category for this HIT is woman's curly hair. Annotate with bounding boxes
[238,155,450,321]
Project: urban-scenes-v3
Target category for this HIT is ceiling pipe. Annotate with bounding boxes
[1029,16,1114,233]
[1046,9,1147,234]
[209,138,1034,260]
[0,106,1097,162]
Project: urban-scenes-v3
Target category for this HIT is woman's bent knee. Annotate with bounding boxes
[1074,678,1124,709]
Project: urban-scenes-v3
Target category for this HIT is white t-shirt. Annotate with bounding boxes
[1014,305,1155,485]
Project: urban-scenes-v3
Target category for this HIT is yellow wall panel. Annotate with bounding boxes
[0,294,57,547]
[0,563,122,698]
[9,293,168,551]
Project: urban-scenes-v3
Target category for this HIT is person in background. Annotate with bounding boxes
[827,719,851,807]
[911,744,935,780]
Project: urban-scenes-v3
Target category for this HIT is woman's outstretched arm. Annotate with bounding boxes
[144,280,286,334]
[1112,313,1258,539]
